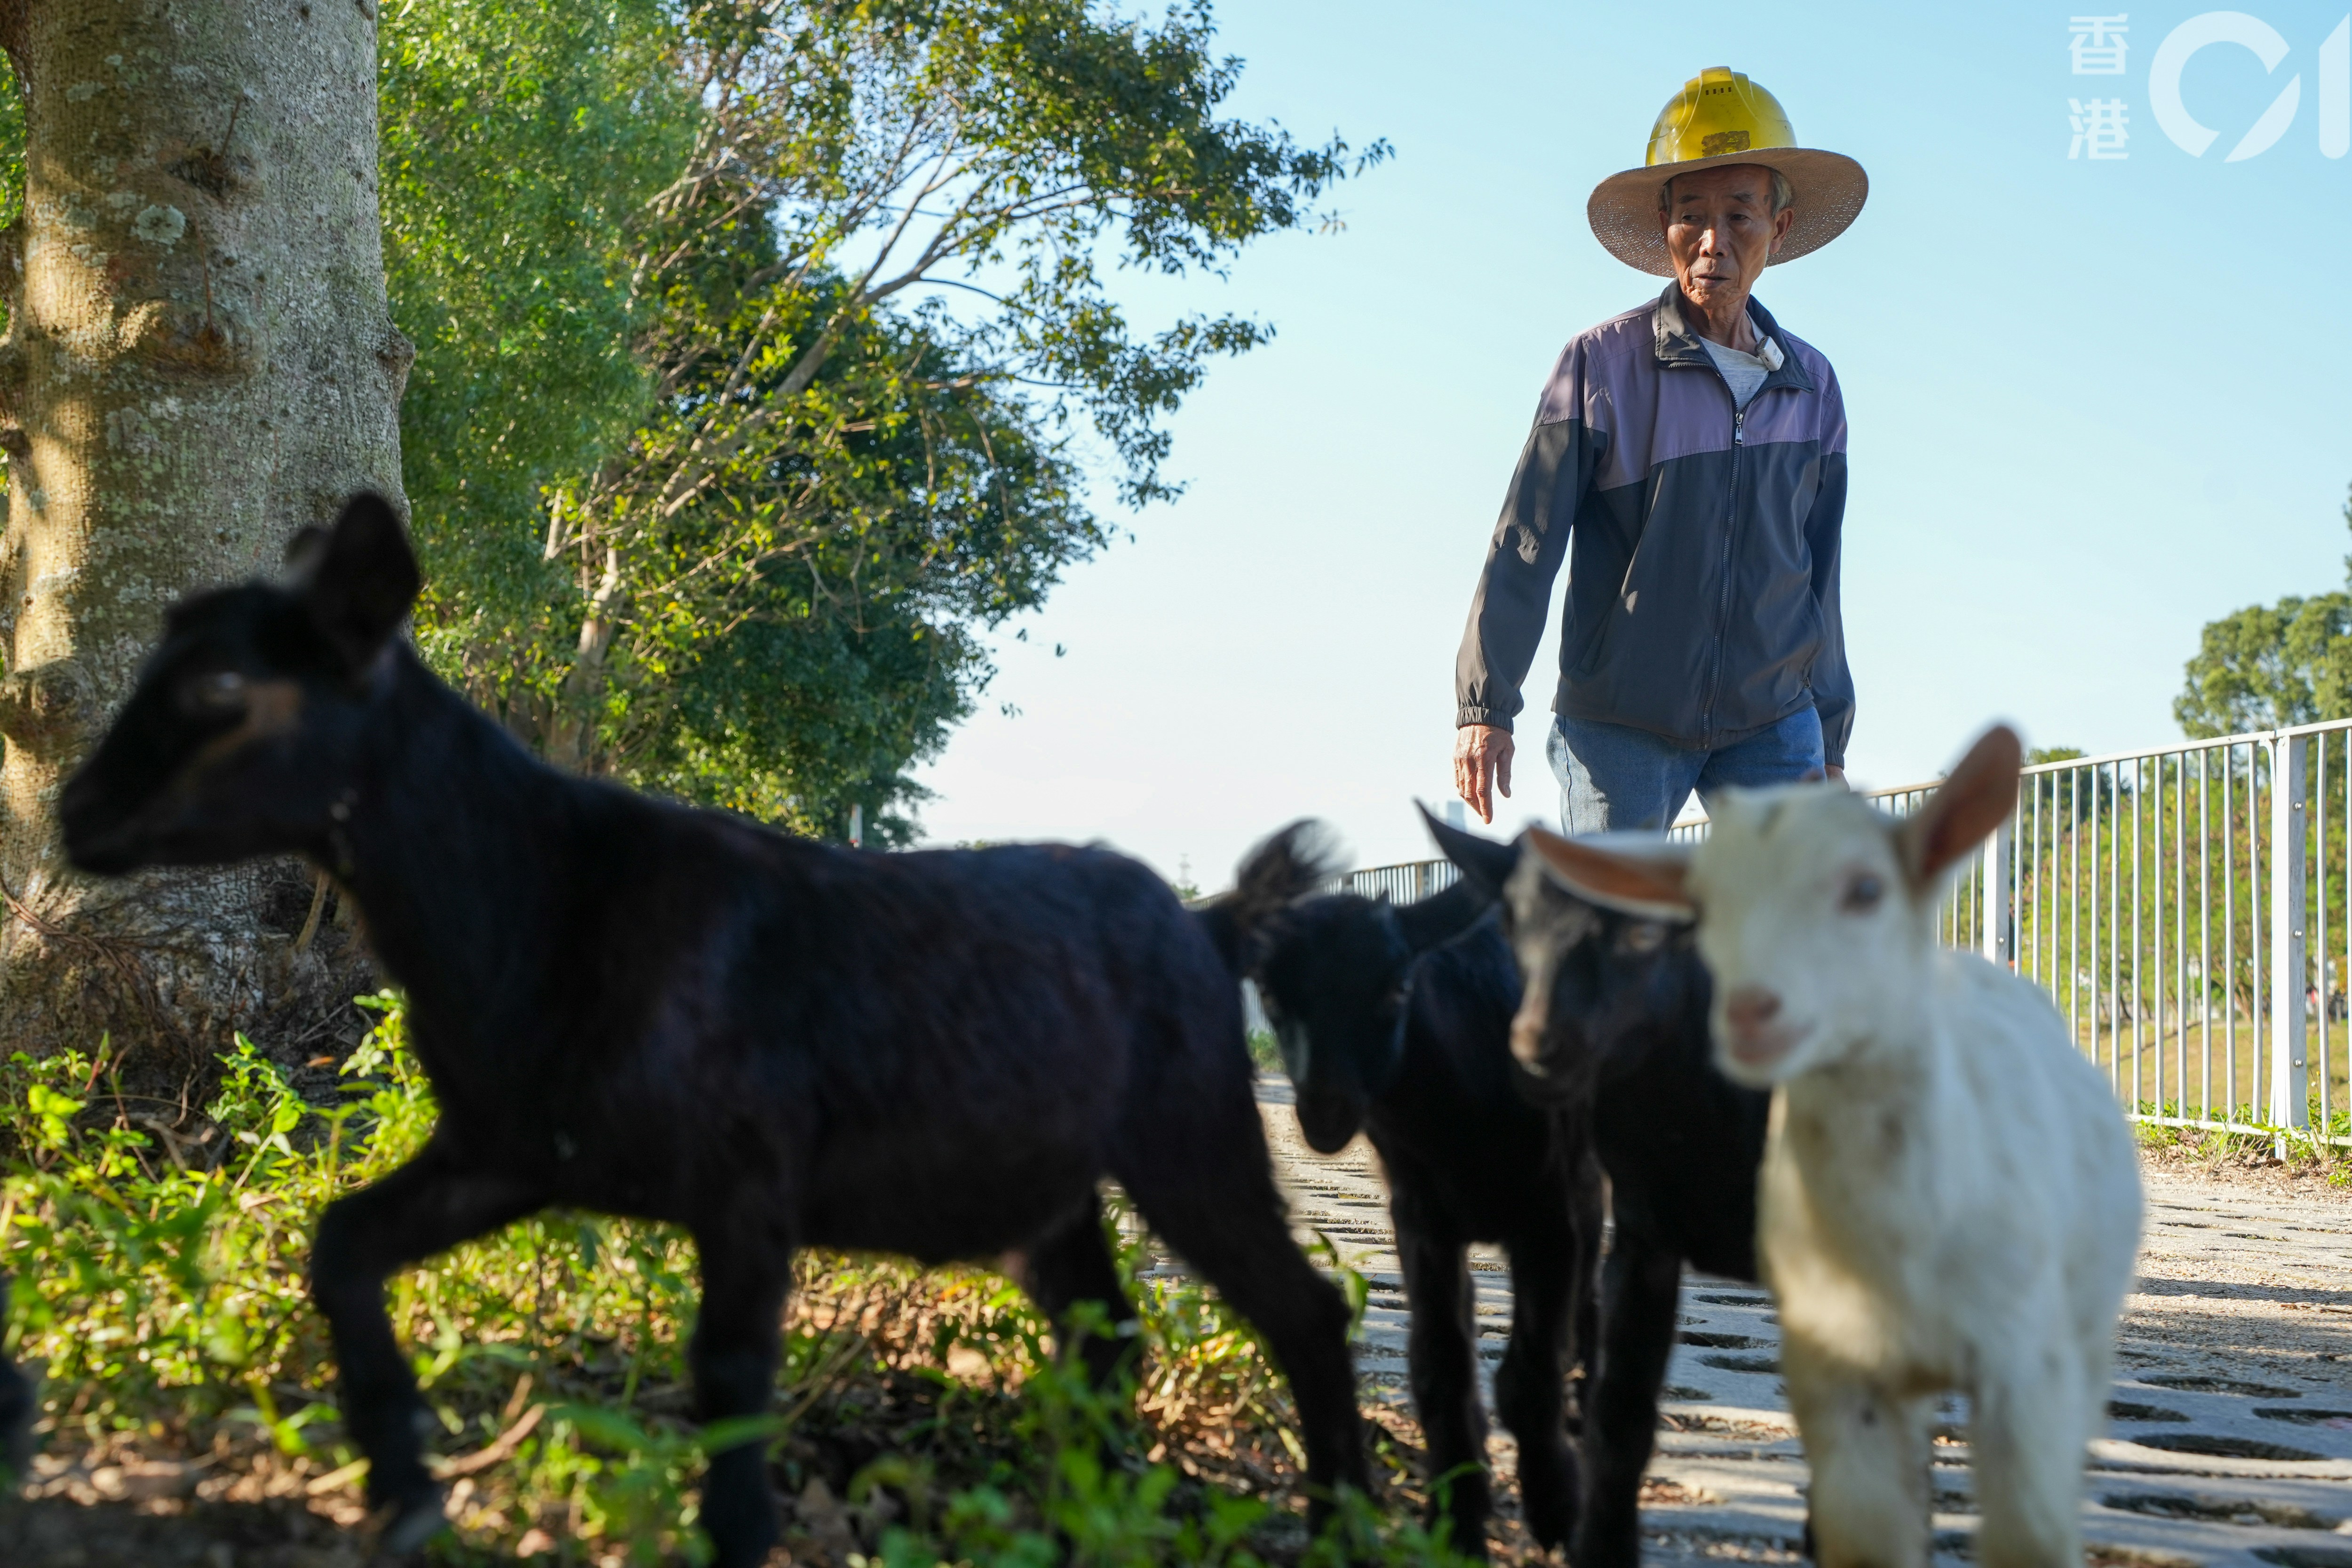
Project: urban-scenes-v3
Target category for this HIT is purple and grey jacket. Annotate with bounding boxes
[1454,284,1853,767]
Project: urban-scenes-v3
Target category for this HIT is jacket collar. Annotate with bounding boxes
[1652,283,1816,394]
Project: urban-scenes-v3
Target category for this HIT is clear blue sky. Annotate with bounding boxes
[912,0,2349,887]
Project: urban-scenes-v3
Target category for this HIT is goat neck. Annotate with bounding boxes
[326,650,632,1086]
[1756,1002,1955,1363]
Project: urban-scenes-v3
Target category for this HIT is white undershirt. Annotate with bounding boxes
[1697,313,1785,411]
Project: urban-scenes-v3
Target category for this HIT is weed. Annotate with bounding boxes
[0,996,1462,1566]
[1247,1032,1284,1075]
[2131,1102,2352,1186]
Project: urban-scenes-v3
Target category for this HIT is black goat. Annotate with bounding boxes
[1422,816,1772,1568]
[1196,824,1603,1559]
[0,1282,28,1482]
[59,495,1368,1566]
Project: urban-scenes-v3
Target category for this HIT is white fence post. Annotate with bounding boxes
[2271,733,2310,1156]
[1981,812,2012,968]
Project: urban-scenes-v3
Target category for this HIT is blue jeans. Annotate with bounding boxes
[1546,707,1825,833]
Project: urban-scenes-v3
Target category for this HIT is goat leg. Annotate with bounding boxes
[688,1228,793,1568]
[1779,1345,1932,1568]
[308,1146,545,1547]
[1572,1232,1683,1568]
[0,1276,29,1484]
[1968,1343,2095,1568]
[1395,1213,1486,1558]
[1006,1195,1138,1389]
[1564,1142,1605,1431]
[1119,1160,1368,1526]
[1495,1230,1580,1553]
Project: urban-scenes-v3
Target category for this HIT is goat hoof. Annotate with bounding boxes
[1524,1500,1574,1553]
[1572,1521,1640,1568]
[1515,1449,1576,1550]
[372,1486,450,1557]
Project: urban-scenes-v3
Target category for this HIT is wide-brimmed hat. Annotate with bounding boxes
[1587,67,1867,277]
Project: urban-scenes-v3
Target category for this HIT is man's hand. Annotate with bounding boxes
[1826,764,1846,784]
[1454,724,1514,825]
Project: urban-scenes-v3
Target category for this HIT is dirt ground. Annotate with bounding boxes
[1,1109,2346,1567]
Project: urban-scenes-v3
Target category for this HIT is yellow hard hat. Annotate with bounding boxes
[1587,66,1868,277]
[1645,67,1796,166]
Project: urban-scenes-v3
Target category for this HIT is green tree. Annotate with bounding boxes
[385,0,1384,841]
[0,0,1381,855]
[578,276,1102,832]
[2176,485,2352,738]
[380,0,694,606]
[2174,594,2352,738]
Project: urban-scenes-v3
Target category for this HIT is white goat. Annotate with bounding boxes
[1527,727,2142,1568]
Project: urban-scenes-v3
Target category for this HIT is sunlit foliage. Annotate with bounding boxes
[382,1,1383,841]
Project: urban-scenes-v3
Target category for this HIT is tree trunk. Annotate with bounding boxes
[544,543,623,772]
[0,0,407,1070]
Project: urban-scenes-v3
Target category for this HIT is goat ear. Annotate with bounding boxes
[297,492,420,674]
[1524,828,1696,922]
[282,525,331,579]
[1898,725,2023,889]
[1419,803,1519,898]
[1393,878,1494,955]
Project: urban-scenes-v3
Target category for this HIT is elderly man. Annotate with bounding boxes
[1454,67,1867,832]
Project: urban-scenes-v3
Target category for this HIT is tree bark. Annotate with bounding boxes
[545,544,622,773]
[0,0,407,1069]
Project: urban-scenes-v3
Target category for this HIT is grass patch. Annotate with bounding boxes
[1247,1031,1286,1076]
[2133,1112,2352,1189]
[0,996,1463,1565]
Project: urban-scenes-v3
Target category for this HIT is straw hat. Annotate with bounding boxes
[1587,66,1868,277]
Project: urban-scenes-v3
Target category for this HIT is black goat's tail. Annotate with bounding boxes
[1192,820,1346,973]
[1188,902,1247,976]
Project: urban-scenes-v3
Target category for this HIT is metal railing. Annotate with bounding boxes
[1343,859,1459,904]
[1345,718,2352,1151]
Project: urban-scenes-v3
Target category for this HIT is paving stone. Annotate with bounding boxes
[1253,1076,2352,1568]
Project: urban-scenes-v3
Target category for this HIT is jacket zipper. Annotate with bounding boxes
[1700,397,1746,747]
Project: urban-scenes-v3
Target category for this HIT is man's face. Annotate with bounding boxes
[1658,165,1795,310]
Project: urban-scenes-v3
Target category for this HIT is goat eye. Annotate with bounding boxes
[1841,873,1885,913]
[185,670,248,712]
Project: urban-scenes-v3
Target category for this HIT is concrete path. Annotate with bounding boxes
[1254,1077,2352,1568]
